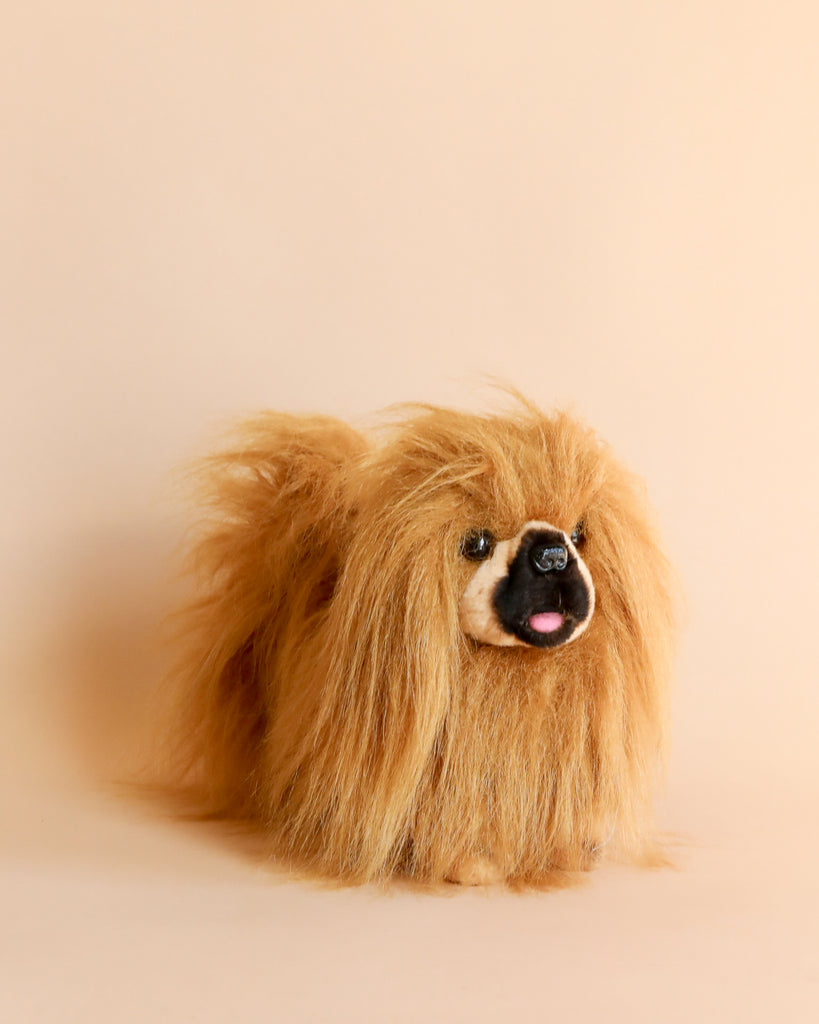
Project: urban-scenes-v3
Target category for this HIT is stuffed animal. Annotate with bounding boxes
[165,399,675,886]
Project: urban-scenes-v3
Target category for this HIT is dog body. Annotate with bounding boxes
[171,403,674,886]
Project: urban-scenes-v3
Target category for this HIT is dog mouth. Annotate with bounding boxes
[516,607,579,648]
[528,611,565,634]
[507,585,587,647]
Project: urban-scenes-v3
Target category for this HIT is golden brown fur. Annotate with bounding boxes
[161,400,675,887]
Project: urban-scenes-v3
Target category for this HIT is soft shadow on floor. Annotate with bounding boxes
[25,526,318,879]
[39,526,181,784]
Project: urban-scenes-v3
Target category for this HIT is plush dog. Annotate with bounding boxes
[165,399,675,886]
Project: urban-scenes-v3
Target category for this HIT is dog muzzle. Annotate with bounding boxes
[458,520,595,648]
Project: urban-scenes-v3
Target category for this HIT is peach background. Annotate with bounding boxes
[2,2,818,1020]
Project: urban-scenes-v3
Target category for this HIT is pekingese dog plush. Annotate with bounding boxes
[166,399,675,887]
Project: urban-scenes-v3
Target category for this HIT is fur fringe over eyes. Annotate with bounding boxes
[158,401,676,887]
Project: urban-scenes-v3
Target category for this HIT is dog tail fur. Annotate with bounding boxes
[160,413,368,819]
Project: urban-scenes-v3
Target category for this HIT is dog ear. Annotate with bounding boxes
[266,492,461,881]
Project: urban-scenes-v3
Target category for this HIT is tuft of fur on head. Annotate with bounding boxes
[157,401,675,887]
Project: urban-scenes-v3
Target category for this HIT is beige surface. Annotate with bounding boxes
[2,2,818,1020]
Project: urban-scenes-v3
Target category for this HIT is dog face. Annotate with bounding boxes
[459,520,595,648]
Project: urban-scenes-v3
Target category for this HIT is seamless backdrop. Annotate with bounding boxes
[2,3,818,1022]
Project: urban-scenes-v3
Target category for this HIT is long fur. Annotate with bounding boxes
[160,401,675,886]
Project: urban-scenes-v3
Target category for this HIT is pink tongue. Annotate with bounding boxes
[529,612,565,634]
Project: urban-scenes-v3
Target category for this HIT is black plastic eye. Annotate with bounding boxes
[570,521,586,548]
[460,529,496,561]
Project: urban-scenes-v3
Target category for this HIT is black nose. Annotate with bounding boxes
[529,543,568,574]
